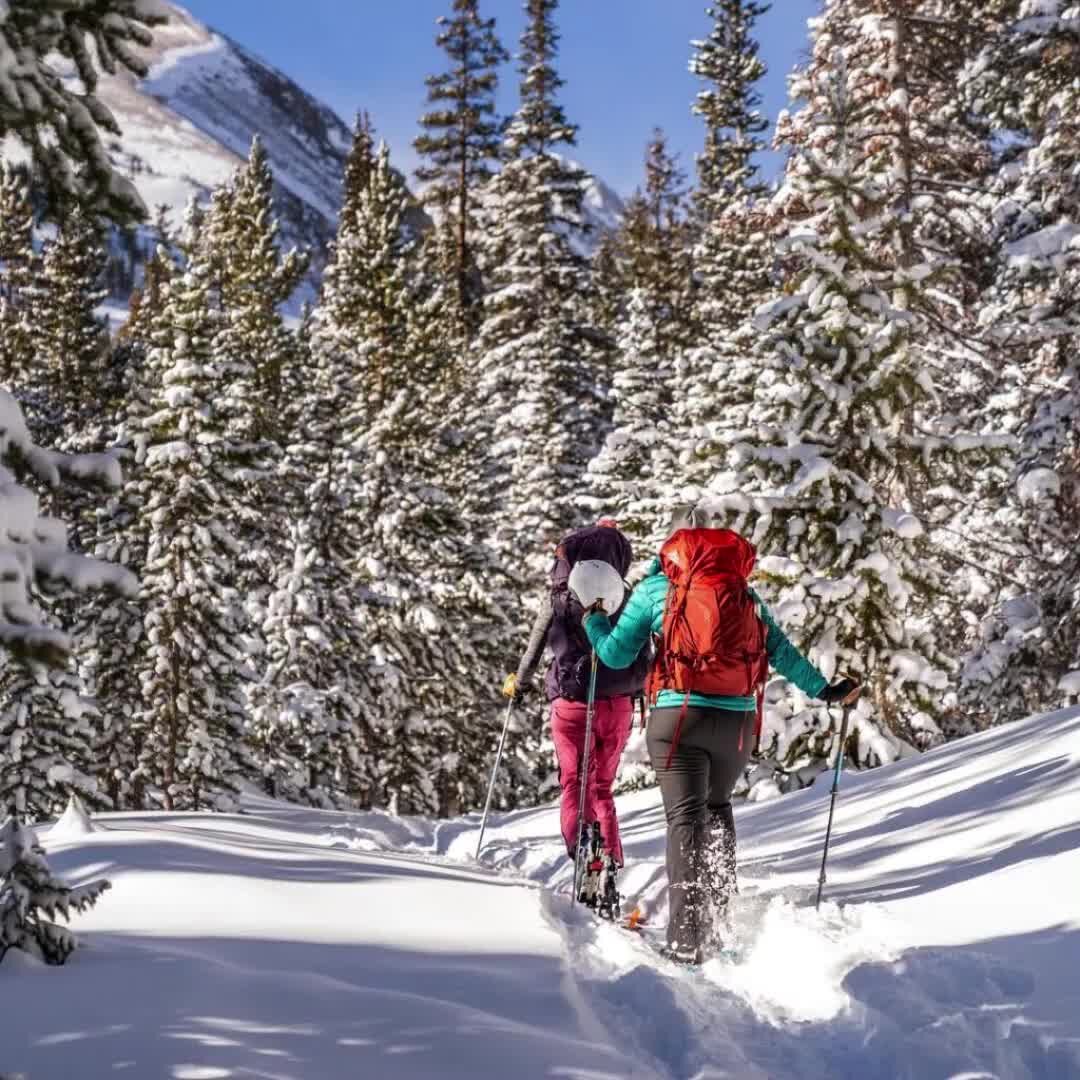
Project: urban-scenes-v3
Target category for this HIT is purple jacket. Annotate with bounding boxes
[515,525,650,703]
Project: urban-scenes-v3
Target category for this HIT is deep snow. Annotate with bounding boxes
[5,706,1079,1080]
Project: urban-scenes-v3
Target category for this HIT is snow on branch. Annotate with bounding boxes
[0,0,168,223]
[1,390,139,668]
[0,815,110,966]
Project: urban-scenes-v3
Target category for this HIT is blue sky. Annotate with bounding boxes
[179,1,821,196]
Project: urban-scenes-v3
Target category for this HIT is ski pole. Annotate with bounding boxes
[475,697,516,862]
[572,649,600,902]
[816,702,854,911]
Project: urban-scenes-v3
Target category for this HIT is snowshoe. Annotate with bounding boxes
[595,854,620,921]
[575,822,605,908]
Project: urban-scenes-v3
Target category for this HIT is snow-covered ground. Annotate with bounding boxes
[6,707,1079,1079]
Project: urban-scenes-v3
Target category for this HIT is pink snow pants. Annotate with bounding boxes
[551,696,633,865]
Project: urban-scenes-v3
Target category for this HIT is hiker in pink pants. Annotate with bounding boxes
[503,520,648,868]
[550,697,633,864]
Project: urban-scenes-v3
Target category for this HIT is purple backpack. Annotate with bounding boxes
[544,524,649,703]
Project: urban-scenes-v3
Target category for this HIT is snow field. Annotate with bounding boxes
[3,706,1077,1079]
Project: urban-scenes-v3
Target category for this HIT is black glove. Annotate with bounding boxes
[821,677,860,705]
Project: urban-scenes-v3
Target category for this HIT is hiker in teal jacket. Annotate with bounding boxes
[584,559,829,710]
[583,507,859,965]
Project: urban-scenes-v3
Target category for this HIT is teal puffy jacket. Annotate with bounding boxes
[583,558,827,711]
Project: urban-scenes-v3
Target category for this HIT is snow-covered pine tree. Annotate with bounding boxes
[75,228,174,811]
[677,0,775,508]
[280,322,381,810]
[119,209,175,354]
[580,132,694,550]
[474,0,602,563]
[690,1,770,214]
[248,519,376,808]
[0,665,105,820]
[0,165,39,404]
[204,138,309,443]
[414,0,508,331]
[360,345,523,815]
[195,144,310,792]
[0,389,137,822]
[134,206,268,811]
[619,130,696,358]
[580,288,673,548]
[317,139,414,427]
[0,815,109,966]
[706,46,1000,789]
[0,0,165,224]
[959,0,1080,721]
[34,207,111,454]
[310,136,433,810]
[687,0,772,333]
[342,112,376,212]
[319,137,513,813]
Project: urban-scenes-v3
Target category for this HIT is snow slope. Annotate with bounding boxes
[7,707,1078,1079]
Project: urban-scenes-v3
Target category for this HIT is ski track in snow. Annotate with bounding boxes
[8,707,1080,1079]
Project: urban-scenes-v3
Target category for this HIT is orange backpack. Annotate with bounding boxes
[647,528,768,765]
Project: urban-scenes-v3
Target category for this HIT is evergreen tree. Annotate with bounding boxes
[677,2,775,515]
[134,212,268,811]
[1,389,137,817]
[119,209,175,353]
[248,520,376,808]
[959,0,1080,721]
[1,816,109,966]
[79,228,173,810]
[709,49,999,788]
[619,130,696,357]
[204,138,309,442]
[690,0,770,210]
[414,0,508,325]
[317,140,414,428]
[0,164,38,398]
[0,666,105,820]
[580,287,671,541]
[343,113,377,211]
[475,0,602,562]
[580,132,695,547]
[315,135,526,814]
[34,207,110,449]
[353,329,519,817]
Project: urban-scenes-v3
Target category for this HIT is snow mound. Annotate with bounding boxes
[49,795,99,839]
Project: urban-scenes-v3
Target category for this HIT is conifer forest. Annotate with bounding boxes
[1,0,1078,826]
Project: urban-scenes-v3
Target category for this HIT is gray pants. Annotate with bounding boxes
[646,705,755,958]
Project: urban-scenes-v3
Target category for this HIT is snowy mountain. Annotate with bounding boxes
[13,706,1079,1078]
[82,2,353,303]
[579,170,627,248]
[12,1,625,309]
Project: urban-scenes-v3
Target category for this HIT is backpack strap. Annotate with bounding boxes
[664,686,693,771]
